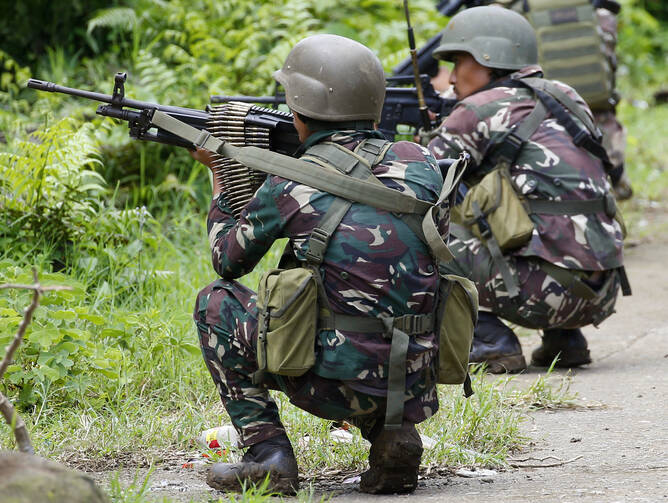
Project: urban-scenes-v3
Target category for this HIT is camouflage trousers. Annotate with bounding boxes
[193,278,438,447]
[442,225,620,329]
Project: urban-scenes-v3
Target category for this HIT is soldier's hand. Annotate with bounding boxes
[190,147,217,169]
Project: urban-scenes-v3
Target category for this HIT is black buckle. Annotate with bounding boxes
[305,227,329,264]
[494,130,523,166]
[572,129,589,147]
[504,130,523,150]
[476,216,493,240]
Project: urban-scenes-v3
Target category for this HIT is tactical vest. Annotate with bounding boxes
[521,0,615,110]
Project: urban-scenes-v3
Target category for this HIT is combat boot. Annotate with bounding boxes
[531,328,591,368]
[206,434,299,494]
[360,422,423,494]
[469,312,527,373]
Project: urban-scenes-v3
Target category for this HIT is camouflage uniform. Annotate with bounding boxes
[194,131,445,447]
[486,1,630,197]
[428,65,624,329]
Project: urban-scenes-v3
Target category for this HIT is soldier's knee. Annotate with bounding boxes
[193,279,231,324]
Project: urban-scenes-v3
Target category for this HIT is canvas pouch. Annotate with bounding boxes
[255,267,318,377]
[456,167,534,251]
[435,272,478,384]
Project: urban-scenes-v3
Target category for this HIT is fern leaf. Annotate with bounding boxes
[87,7,138,34]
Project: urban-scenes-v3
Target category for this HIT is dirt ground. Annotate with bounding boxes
[89,229,668,502]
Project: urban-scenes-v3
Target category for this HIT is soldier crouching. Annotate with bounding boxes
[192,35,455,494]
[427,7,631,373]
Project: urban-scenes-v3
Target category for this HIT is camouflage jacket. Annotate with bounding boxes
[207,131,446,387]
[428,65,624,271]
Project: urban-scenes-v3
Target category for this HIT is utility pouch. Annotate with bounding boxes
[457,167,534,251]
[255,267,318,378]
[435,272,478,385]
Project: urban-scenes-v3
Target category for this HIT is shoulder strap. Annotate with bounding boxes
[487,99,548,169]
[150,110,431,215]
[517,77,614,173]
[303,139,390,266]
[521,77,599,137]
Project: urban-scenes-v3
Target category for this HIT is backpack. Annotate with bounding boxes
[520,0,616,110]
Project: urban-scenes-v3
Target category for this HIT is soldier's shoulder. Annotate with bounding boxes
[386,140,437,165]
[447,87,528,125]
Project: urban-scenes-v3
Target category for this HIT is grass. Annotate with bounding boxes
[616,75,668,243]
[2,35,666,503]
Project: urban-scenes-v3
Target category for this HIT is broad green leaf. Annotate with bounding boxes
[29,327,63,349]
[78,313,106,325]
[52,309,77,321]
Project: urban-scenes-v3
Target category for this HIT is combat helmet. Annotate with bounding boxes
[433,6,538,70]
[273,34,385,122]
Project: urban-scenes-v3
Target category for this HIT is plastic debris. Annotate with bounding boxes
[455,468,497,479]
[196,425,239,450]
[181,458,209,472]
[419,434,437,449]
[329,428,354,443]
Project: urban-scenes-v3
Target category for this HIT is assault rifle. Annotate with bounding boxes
[27,72,301,155]
[211,75,456,140]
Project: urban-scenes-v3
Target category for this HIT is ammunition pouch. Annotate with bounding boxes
[456,166,534,251]
[435,271,478,390]
[253,267,319,383]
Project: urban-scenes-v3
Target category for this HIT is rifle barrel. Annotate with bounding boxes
[27,78,209,121]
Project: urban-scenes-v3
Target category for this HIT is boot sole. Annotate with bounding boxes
[531,348,591,368]
[360,435,423,494]
[206,463,298,495]
[473,353,527,374]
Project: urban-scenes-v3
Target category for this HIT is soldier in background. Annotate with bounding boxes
[432,0,632,199]
[191,35,451,494]
[594,3,632,199]
[427,6,628,373]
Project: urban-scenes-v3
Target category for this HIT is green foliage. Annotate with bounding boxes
[0,117,105,253]
[618,0,668,89]
[0,262,203,410]
[0,0,119,67]
[639,0,668,20]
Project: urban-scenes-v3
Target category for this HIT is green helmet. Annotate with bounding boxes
[433,6,538,70]
[273,34,386,122]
